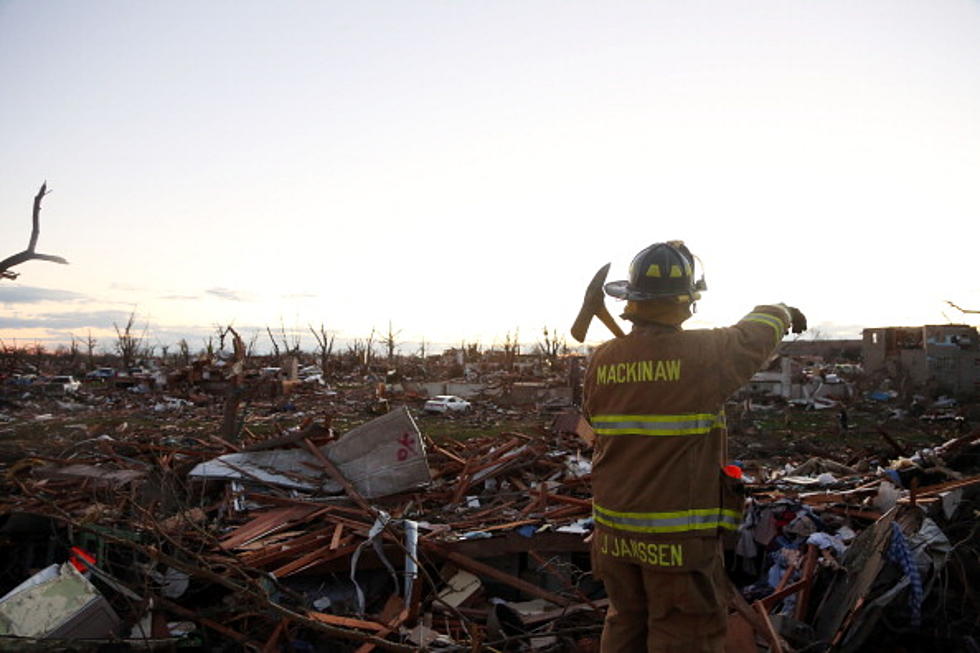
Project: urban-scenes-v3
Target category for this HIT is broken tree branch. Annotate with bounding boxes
[946,300,980,315]
[0,183,69,280]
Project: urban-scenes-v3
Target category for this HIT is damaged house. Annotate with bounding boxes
[862,325,980,398]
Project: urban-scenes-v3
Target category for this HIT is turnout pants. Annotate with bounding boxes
[592,535,728,653]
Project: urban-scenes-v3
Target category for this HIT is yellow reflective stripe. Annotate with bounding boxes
[742,312,786,347]
[592,412,721,436]
[593,504,742,534]
[646,264,661,277]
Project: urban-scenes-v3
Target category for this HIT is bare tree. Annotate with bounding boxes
[220,327,246,441]
[384,320,401,366]
[114,311,148,372]
[177,339,191,367]
[265,326,281,363]
[244,330,260,363]
[309,322,335,375]
[537,325,567,364]
[85,331,97,367]
[345,339,365,369]
[503,328,521,371]
[0,183,68,281]
[266,320,301,363]
[31,341,45,374]
[0,340,21,373]
[67,335,80,369]
[364,328,376,371]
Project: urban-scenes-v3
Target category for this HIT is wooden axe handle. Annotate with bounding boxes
[596,304,626,338]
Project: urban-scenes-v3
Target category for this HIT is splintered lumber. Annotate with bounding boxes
[353,596,412,653]
[728,586,777,650]
[262,618,290,653]
[753,602,784,653]
[794,545,818,620]
[330,523,345,549]
[220,505,328,550]
[423,542,574,607]
[912,473,980,497]
[308,613,388,632]
[271,539,360,577]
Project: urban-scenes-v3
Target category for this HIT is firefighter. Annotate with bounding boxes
[583,241,806,652]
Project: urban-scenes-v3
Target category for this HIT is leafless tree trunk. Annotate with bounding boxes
[221,327,246,441]
[0,183,68,281]
[0,340,22,374]
[266,326,282,364]
[309,323,335,375]
[364,328,376,372]
[177,339,191,367]
[85,331,97,367]
[537,325,567,365]
[503,328,520,371]
[385,320,401,367]
[280,320,301,357]
[244,330,259,362]
[114,311,147,372]
[67,335,80,369]
[31,342,45,374]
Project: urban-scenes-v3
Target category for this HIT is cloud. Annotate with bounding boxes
[0,286,87,304]
[160,294,201,301]
[0,310,134,330]
[206,287,250,301]
[282,293,319,300]
[109,282,145,292]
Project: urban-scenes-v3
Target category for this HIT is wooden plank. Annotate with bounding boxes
[794,544,818,621]
[272,539,359,577]
[308,612,387,632]
[753,601,784,653]
[220,505,326,550]
[330,523,345,550]
[261,617,289,653]
[914,473,980,497]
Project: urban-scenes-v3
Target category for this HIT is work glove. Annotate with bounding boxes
[785,306,807,334]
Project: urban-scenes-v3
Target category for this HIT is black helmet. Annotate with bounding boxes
[604,241,707,302]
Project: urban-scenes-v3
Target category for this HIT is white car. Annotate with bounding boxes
[423,395,472,414]
[47,375,81,394]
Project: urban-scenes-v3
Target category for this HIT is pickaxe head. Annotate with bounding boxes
[571,263,626,343]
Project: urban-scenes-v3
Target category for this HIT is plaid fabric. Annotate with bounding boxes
[887,522,923,627]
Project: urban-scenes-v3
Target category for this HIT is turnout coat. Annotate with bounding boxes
[584,305,791,572]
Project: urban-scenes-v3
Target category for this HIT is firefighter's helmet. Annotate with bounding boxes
[604,241,707,302]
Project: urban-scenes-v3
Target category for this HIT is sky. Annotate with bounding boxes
[1,0,979,355]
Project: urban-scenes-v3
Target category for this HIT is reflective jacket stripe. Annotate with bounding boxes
[591,412,724,436]
[593,504,742,534]
[741,312,786,347]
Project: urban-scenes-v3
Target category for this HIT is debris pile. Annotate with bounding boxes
[0,373,977,651]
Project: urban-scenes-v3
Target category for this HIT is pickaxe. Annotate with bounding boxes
[570,263,626,343]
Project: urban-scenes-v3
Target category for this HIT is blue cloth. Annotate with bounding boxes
[886,522,923,627]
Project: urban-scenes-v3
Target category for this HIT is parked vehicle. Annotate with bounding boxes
[46,375,81,394]
[85,367,116,380]
[423,395,472,414]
